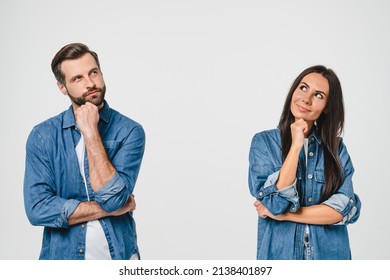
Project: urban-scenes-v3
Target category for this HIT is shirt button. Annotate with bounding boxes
[79,249,83,254]
[308,174,313,179]
[259,192,263,196]
[308,197,312,202]
[308,152,314,157]
[81,224,85,229]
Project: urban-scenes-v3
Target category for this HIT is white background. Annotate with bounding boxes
[0,0,389,260]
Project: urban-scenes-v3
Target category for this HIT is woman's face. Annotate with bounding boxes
[290,72,329,126]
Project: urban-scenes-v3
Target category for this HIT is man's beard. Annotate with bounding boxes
[67,85,106,107]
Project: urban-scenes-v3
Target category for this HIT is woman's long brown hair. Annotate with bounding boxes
[278,65,344,202]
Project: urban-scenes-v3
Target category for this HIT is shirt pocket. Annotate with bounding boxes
[313,170,325,201]
[314,170,325,184]
[103,140,122,159]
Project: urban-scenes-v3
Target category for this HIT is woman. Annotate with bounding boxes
[248,65,361,260]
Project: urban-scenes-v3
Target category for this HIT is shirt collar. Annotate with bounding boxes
[62,101,111,129]
[309,128,322,145]
[276,125,322,145]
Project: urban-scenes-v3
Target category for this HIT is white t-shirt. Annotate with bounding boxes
[75,135,111,260]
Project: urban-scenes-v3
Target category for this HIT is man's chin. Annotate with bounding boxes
[86,96,104,107]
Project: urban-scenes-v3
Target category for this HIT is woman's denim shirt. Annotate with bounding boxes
[248,128,361,260]
[24,102,145,260]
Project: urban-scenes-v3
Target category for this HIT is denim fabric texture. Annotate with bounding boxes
[248,128,361,260]
[24,101,145,259]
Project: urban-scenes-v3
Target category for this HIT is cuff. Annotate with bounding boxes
[55,199,81,228]
[94,172,127,212]
[322,193,358,225]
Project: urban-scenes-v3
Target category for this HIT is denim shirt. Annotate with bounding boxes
[24,101,145,260]
[248,128,361,260]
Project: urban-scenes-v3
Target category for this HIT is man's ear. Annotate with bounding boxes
[57,82,68,95]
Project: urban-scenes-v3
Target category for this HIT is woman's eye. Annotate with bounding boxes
[300,85,307,91]
[315,92,324,99]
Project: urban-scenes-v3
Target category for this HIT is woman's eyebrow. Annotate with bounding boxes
[301,81,327,96]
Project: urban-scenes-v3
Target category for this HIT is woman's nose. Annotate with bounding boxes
[301,93,311,105]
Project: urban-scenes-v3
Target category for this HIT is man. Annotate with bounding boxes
[24,43,145,260]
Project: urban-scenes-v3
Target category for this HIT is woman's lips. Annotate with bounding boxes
[296,104,310,112]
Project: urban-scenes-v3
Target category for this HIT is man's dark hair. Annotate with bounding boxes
[51,43,100,84]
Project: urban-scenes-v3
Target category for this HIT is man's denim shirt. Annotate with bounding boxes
[24,102,145,260]
[248,128,361,260]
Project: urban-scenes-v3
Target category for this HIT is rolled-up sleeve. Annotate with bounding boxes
[95,124,146,213]
[94,172,128,213]
[248,133,300,215]
[321,140,361,225]
[58,199,81,227]
[322,193,361,225]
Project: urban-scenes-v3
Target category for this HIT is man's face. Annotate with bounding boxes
[58,53,106,109]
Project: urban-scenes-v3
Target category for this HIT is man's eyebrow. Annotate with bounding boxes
[89,67,99,73]
[69,74,82,81]
[69,67,99,81]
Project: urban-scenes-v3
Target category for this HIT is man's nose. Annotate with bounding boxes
[85,77,96,88]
